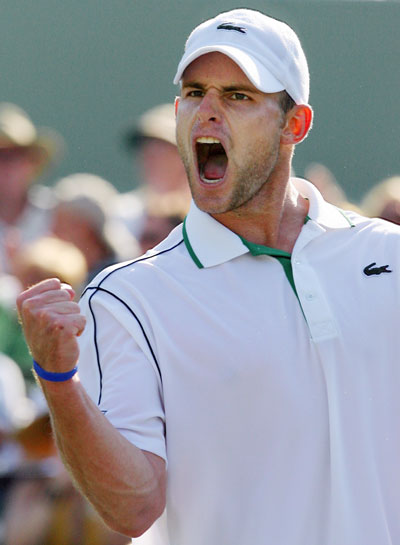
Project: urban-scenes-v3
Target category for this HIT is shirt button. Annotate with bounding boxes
[294,259,301,265]
[305,293,315,301]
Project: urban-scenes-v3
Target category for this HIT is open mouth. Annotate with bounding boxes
[196,137,228,184]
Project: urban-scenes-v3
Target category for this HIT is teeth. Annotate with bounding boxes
[196,137,221,144]
[201,177,222,184]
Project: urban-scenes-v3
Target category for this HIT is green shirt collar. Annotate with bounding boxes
[183,177,355,269]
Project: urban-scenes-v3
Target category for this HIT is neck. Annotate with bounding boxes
[211,163,308,253]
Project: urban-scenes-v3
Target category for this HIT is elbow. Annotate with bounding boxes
[129,496,167,538]
[93,450,167,538]
[103,488,166,538]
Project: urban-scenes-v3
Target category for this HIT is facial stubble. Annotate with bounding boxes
[177,129,282,216]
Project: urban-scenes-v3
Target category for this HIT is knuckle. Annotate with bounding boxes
[51,316,67,331]
[37,309,54,327]
[42,277,60,288]
[19,296,35,317]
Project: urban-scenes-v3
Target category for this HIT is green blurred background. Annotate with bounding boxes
[2,1,399,203]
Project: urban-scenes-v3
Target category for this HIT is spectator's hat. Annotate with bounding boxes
[0,102,64,172]
[54,173,139,261]
[124,103,176,149]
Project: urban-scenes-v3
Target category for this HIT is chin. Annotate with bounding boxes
[191,191,233,216]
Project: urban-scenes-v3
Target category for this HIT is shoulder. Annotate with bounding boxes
[336,211,400,275]
[81,224,187,295]
[344,209,400,240]
[78,224,189,341]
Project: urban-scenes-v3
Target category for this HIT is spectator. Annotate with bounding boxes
[52,173,139,280]
[304,162,348,206]
[124,103,189,195]
[0,353,36,540]
[0,357,129,545]
[139,190,189,254]
[0,236,87,383]
[12,236,87,296]
[360,175,400,225]
[114,103,191,238]
[0,237,125,544]
[0,103,64,273]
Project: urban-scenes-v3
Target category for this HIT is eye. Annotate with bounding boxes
[230,92,249,101]
[186,90,204,98]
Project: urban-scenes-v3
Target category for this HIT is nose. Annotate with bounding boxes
[197,91,221,123]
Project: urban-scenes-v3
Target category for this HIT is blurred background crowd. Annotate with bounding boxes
[1,2,400,543]
[0,101,192,545]
[0,97,399,544]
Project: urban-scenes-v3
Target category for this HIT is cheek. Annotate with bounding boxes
[233,119,277,155]
[175,113,192,156]
[175,111,186,141]
[248,114,283,148]
[176,99,196,131]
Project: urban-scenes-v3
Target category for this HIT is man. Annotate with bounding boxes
[123,103,189,196]
[114,103,191,244]
[0,103,63,272]
[51,173,139,281]
[16,8,400,545]
[361,175,400,225]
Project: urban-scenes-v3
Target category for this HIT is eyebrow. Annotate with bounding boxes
[182,81,258,94]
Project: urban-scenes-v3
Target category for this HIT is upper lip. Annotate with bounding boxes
[192,129,226,148]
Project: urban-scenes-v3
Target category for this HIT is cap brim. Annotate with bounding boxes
[174,44,284,94]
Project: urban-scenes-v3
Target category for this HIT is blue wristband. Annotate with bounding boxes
[33,360,78,382]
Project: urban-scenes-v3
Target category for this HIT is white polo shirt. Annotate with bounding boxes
[78,178,400,545]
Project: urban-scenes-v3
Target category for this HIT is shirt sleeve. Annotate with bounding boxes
[77,287,166,462]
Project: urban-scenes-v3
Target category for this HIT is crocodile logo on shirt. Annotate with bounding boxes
[363,262,392,276]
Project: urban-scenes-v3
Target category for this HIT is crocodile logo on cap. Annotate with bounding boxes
[217,22,247,34]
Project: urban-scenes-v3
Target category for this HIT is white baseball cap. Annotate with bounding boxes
[173,8,310,105]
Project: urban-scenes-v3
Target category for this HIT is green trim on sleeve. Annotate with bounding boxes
[183,217,204,269]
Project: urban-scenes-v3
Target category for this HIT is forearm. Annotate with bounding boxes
[39,374,166,537]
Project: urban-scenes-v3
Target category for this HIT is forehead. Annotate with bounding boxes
[181,51,255,88]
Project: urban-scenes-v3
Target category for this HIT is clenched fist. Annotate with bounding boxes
[17,278,86,376]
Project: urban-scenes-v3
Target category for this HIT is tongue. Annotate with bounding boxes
[203,153,228,180]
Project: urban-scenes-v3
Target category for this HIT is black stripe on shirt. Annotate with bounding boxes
[81,239,184,405]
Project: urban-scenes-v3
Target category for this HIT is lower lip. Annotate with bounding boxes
[200,175,224,185]
[198,175,227,190]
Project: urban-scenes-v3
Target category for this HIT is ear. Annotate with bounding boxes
[174,96,180,117]
[280,105,313,145]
